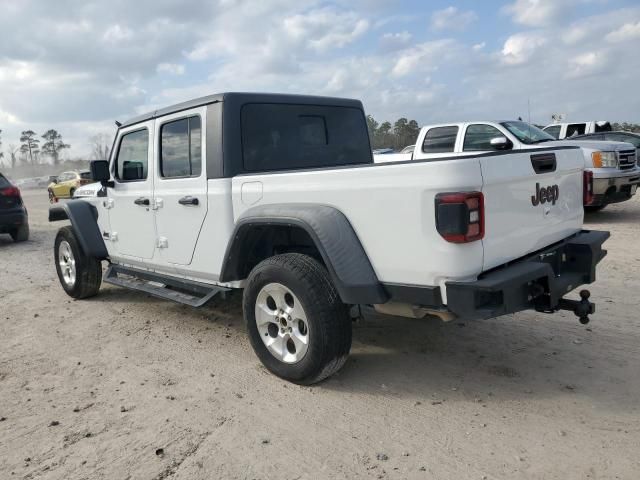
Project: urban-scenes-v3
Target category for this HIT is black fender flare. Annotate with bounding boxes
[49,200,108,259]
[220,204,388,305]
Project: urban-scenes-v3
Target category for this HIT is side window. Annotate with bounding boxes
[422,126,458,153]
[463,124,504,151]
[240,104,371,173]
[160,116,202,178]
[566,123,586,137]
[115,129,149,182]
[544,125,561,139]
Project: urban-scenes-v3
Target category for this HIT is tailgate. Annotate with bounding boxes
[481,148,584,271]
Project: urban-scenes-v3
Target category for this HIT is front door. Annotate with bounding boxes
[153,107,208,265]
[107,122,156,260]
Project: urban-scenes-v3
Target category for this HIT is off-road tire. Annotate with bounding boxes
[10,223,29,242]
[243,253,352,385]
[54,226,102,299]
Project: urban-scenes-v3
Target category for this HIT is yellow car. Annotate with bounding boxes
[48,170,93,203]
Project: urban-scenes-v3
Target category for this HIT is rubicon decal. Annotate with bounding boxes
[531,183,559,206]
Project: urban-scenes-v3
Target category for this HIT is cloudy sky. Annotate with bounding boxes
[1,0,640,158]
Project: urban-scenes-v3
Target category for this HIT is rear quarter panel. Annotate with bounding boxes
[232,159,485,301]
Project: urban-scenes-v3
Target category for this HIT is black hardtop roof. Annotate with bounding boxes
[120,92,364,128]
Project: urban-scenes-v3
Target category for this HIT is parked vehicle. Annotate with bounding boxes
[571,131,640,158]
[49,93,608,384]
[48,170,93,202]
[372,148,394,155]
[399,144,415,154]
[0,173,29,242]
[375,121,640,211]
[542,121,612,140]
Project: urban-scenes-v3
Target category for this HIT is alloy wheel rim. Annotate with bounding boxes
[255,283,310,364]
[58,240,76,287]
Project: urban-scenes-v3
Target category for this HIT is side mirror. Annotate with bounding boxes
[490,136,512,150]
[90,160,112,186]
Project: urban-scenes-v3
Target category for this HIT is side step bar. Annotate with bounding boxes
[104,264,229,307]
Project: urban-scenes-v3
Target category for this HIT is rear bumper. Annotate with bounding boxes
[0,207,28,233]
[445,230,609,321]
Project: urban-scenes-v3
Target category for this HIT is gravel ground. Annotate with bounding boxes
[1,190,639,480]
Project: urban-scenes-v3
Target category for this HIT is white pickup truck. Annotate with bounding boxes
[542,121,611,140]
[49,94,608,384]
[376,120,640,211]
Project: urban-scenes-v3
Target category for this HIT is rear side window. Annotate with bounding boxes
[116,129,149,181]
[160,116,202,178]
[544,125,561,139]
[0,175,10,188]
[422,126,458,153]
[240,104,371,173]
[566,123,586,137]
[463,124,503,151]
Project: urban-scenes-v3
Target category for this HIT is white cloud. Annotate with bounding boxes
[391,40,455,77]
[283,8,369,51]
[157,63,185,75]
[501,32,546,65]
[605,21,640,42]
[430,6,477,31]
[102,24,133,43]
[504,0,574,27]
[379,31,412,51]
[472,42,486,51]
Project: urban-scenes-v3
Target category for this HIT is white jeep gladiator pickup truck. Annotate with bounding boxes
[376,120,639,211]
[49,93,609,384]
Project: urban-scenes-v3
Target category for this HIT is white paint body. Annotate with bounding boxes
[88,112,586,305]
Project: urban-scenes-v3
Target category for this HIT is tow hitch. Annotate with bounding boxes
[557,290,595,325]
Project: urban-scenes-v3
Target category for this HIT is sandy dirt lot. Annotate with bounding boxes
[1,190,639,480]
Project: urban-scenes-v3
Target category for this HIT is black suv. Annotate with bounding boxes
[0,173,29,242]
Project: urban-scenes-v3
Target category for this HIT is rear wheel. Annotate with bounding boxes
[10,224,29,242]
[48,189,56,203]
[243,253,351,384]
[54,226,102,299]
[69,188,76,199]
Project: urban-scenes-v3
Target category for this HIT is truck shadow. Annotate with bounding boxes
[88,284,637,411]
[584,204,640,225]
[323,310,638,411]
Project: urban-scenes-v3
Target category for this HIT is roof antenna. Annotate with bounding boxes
[115,120,122,127]
[527,97,532,141]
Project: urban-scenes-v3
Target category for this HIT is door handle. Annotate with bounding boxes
[178,196,199,206]
[134,197,150,206]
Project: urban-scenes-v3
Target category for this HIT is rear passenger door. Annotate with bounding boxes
[413,125,459,160]
[153,107,208,265]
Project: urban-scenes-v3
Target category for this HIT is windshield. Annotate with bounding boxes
[500,121,556,145]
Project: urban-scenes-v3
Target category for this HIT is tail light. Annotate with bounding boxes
[583,171,594,205]
[0,186,21,198]
[435,192,484,243]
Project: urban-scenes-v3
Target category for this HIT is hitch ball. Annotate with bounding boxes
[577,290,593,325]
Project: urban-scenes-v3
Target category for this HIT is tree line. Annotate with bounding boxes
[0,128,70,169]
[366,115,421,150]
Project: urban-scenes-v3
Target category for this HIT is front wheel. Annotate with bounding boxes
[54,226,102,299]
[243,253,352,385]
[48,189,56,203]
